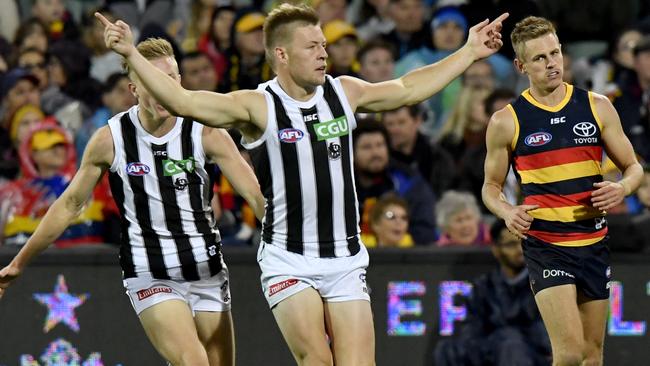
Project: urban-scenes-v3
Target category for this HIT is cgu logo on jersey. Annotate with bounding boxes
[126,162,151,176]
[314,116,349,141]
[278,128,304,143]
[524,132,552,146]
[163,157,196,176]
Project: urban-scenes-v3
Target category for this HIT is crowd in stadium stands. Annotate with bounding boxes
[1,0,650,249]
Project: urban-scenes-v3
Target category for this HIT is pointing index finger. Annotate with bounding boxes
[94,12,112,27]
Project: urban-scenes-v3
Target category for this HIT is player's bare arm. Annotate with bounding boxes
[95,12,267,139]
[0,127,114,298]
[482,108,538,239]
[590,93,644,210]
[202,128,265,221]
[340,13,508,112]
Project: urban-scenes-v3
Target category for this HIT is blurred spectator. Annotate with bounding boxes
[181,0,217,52]
[12,18,49,54]
[9,104,45,149]
[349,0,394,41]
[0,0,20,43]
[435,190,491,246]
[363,193,414,248]
[460,0,540,59]
[0,37,10,74]
[219,10,272,92]
[31,0,80,42]
[14,47,48,91]
[591,28,642,94]
[0,123,110,247]
[462,59,495,91]
[358,38,395,82]
[432,219,551,366]
[197,5,236,82]
[75,72,136,160]
[323,20,360,77]
[382,0,429,59]
[180,51,219,91]
[612,35,650,163]
[106,0,175,38]
[381,104,455,197]
[313,0,347,24]
[0,67,40,130]
[438,86,491,204]
[353,119,437,245]
[81,9,123,83]
[42,40,102,131]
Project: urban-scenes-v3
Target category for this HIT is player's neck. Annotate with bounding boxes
[137,107,176,137]
[276,73,317,102]
[528,82,567,107]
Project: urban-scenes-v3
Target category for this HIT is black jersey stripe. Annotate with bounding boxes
[322,80,360,255]
[151,141,199,281]
[120,113,169,279]
[301,105,335,257]
[181,120,222,276]
[267,86,304,254]
[108,170,136,278]
[249,140,274,244]
[520,174,604,197]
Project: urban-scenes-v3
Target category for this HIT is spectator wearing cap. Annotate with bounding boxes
[75,72,136,161]
[0,122,108,247]
[612,35,650,163]
[0,67,40,129]
[323,20,360,78]
[219,10,272,92]
[432,219,551,366]
[0,103,46,182]
[381,0,430,59]
[395,6,514,138]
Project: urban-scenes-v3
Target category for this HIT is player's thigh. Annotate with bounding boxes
[534,284,584,351]
[272,287,331,361]
[324,299,375,366]
[194,310,235,366]
[139,299,206,362]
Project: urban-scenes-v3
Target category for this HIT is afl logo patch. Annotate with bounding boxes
[278,128,304,143]
[126,162,151,176]
[524,132,552,146]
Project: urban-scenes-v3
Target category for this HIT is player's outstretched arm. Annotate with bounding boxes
[0,127,113,299]
[203,128,265,221]
[342,13,508,112]
[94,12,264,132]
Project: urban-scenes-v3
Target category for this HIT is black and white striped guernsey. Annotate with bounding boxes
[107,106,223,281]
[242,76,361,258]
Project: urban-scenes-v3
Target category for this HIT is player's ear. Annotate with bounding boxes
[514,58,526,74]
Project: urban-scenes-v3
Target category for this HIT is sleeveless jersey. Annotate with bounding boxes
[242,76,361,258]
[107,106,223,280]
[508,84,607,246]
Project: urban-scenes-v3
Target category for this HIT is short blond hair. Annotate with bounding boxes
[122,38,175,78]
[263,3,319,69]
[510,16,557,61]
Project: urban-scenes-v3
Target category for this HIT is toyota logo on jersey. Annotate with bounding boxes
[573,122,597,137]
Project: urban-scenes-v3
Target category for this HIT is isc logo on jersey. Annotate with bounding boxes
[278,128,304,143]
[126,162,150,176]
[314,116,349,141]
[524,132,552,146]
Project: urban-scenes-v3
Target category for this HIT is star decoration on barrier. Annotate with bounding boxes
[33,275,89,333]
